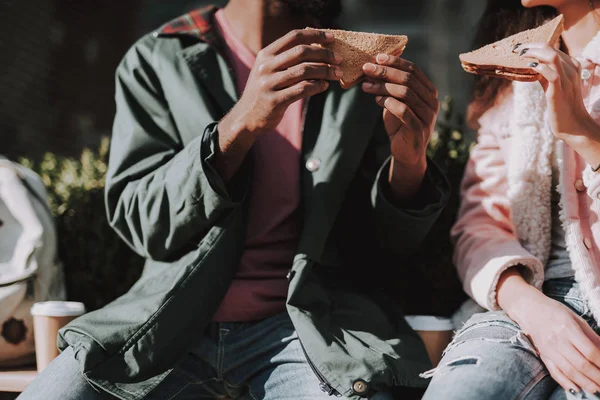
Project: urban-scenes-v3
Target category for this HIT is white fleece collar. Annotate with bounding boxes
[581,30,600,65]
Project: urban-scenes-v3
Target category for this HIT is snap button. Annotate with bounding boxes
[584,238,593,250]
[582,69,592,80]
[352,379,368,395]
[575,179,586,192]
[306,157,321,172]
[152,31,159,38]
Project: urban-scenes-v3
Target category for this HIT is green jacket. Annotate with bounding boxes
[58,6,450,399]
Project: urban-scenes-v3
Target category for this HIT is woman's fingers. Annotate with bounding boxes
[520,43,578,79]
[553,350,600,395]
[570,323,600,371]
[530,63,560,88]
[544,357,581,395]
[567,345,600,390]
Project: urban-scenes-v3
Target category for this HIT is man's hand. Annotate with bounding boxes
[361,54,440,200]
[223,29,342,136]
[216,29,342,180]
[362,54,439,167]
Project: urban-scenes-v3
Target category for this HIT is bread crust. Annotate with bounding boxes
[459,15,564,82]
[309,28,408,90]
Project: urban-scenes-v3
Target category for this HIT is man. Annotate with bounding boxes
[20,0,448,399]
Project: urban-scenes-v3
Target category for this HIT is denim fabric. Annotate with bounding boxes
[19,312,394,399]
[18,346,112,400]
[422,277,599,400]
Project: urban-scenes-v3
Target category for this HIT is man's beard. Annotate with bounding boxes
[278,0,342,27]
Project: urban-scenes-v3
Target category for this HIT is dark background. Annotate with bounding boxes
[1,0,483,160]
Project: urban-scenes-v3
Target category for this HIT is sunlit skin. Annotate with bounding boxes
[216,0,439,202]
[212,0,448,366]
[497,0,600,395]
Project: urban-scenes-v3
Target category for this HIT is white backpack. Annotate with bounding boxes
[0,157,65,367]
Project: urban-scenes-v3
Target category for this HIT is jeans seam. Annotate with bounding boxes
[247,386,260,400]
[518,368,551,400]
[217,328,228,381]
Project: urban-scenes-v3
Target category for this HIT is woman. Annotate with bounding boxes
[423,0,600,399]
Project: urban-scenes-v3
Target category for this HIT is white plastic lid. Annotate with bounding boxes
[31,301,86,317]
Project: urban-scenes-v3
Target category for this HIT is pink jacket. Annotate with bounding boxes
[453,32,600,322]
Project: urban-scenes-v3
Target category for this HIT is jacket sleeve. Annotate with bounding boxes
[369,123,450,254]
[452,122,544,310]
[105,38,247,262]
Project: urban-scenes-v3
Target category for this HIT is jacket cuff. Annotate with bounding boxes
[371,157,450,249]
[372,157,449,217]
[199,122,248,204]
[466,255,545,311]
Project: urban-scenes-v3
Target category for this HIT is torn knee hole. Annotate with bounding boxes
[446,356,480,367]
[419,356,481,379]
[509,331,538,355]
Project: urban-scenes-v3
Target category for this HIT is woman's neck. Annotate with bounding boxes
[557,1,600,56]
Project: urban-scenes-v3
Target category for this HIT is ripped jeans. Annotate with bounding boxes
[422,277,600,400]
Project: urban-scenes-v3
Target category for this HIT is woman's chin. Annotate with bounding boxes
[521,0,547,8]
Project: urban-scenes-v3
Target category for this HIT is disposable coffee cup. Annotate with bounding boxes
[30,301,86,371]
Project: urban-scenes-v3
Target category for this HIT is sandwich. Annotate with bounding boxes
[311,29,408,89]
[459,14,564,82]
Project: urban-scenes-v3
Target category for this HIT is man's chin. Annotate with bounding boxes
[277,0,342,26]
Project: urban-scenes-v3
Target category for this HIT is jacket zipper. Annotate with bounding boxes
[299,340,340,396]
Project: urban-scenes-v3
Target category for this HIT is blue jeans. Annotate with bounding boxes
[422,277,600,400]
[19,312,394,399]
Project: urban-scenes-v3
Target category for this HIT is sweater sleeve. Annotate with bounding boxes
[452,118,544,310]
[105,36,249,262]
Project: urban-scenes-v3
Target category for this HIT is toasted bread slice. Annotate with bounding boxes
[459,14,564,82]
[312,28,408,89]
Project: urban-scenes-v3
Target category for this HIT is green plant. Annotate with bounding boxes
[20,138,144,310]
[428,96,473,172]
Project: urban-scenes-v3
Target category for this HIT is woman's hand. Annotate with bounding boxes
[516,292,600,395]
[520,44,600,166]
[498,269,600,395]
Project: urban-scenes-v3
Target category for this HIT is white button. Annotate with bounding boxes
[353,380,368,394]
[152,31,159,37]
[306,157,321,172]
[575,179,586,192]
[584,238,593,250]
[581,69,592,80]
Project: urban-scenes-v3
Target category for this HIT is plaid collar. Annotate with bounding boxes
[157,5,340,47]
[158,5,221,48]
